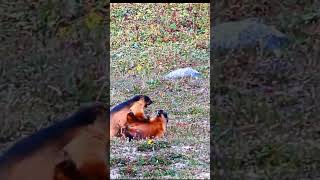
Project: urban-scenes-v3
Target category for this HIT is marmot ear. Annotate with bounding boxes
[156,110,164,116]
[128,111,135,116]
[163,111,168,119]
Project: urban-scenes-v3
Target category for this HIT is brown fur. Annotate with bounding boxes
[110,95,152,138]
[0,103,108,180]
[60,123,107,180]
[54,158,83,180]
[123,110,169,141]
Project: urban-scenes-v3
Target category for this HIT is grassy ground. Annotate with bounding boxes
[213,0,320,179]
[110,3,210,179]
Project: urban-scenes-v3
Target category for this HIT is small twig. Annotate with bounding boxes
[48,85,62,96]
[215,128,231,142]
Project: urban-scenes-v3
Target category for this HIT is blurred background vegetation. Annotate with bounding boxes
[213,0,320,179]
[0,0,108,152]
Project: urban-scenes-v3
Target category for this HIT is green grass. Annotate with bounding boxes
[110,3,210,179]
[137,141,171,152]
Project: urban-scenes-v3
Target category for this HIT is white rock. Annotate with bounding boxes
[164,67,201,79]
